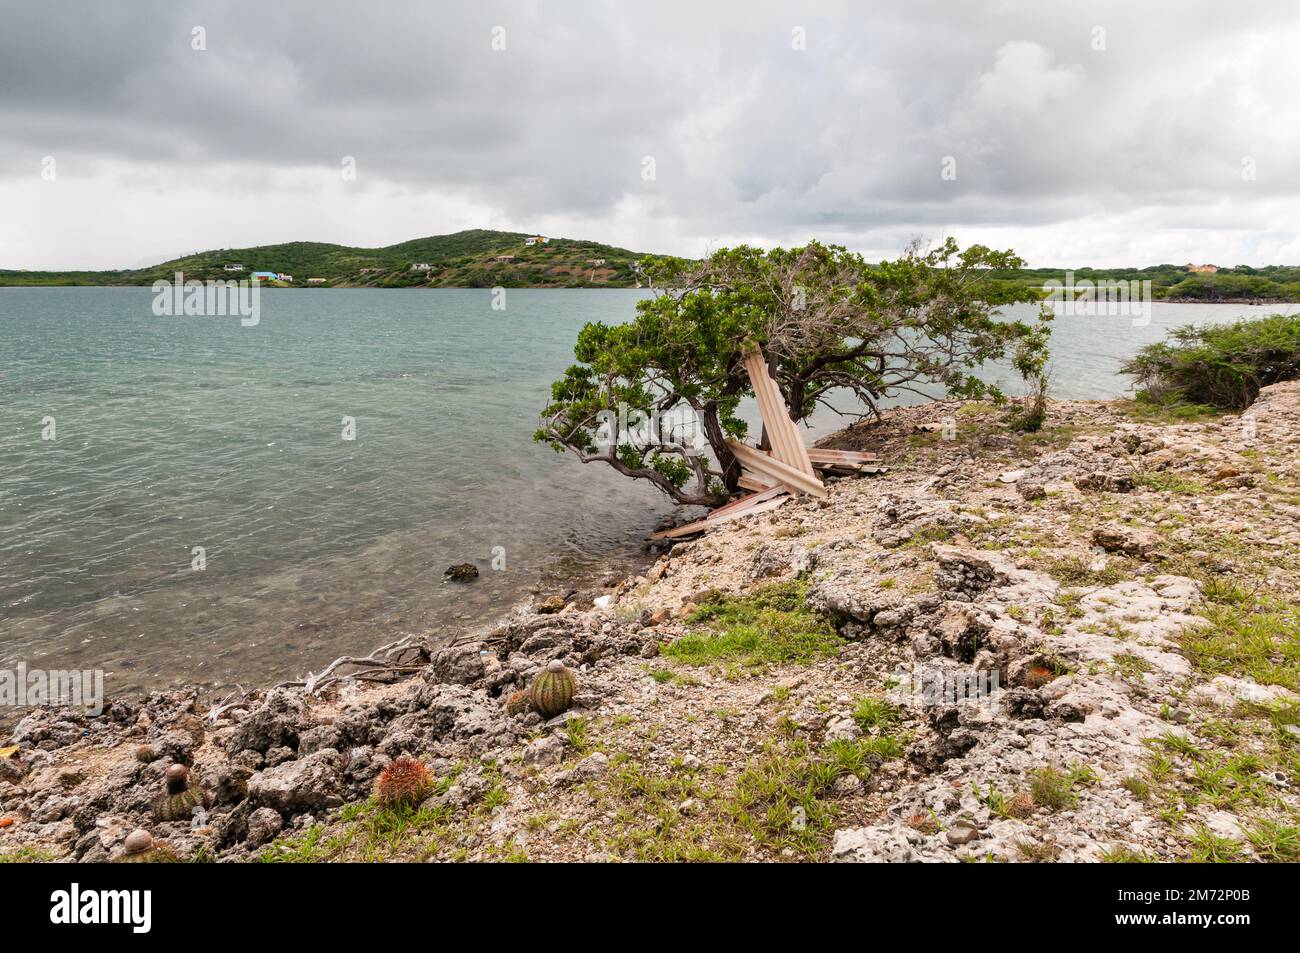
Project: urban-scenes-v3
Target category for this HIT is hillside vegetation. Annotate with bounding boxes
[3,235,1298,299]
[984,264,1300,303]
[0,229,650,289]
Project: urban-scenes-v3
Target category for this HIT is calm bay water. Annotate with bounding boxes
[0,289,1279,694]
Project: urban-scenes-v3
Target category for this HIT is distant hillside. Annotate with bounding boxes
[984,264,1300,303]
[3,235,1297,299]
[0,229,653,288]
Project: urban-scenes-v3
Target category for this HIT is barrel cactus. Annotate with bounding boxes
[117,829,175,863]
[504,690,532,716]
[528,660,577,718]
[151,764,207,822]
[374,755,433,808]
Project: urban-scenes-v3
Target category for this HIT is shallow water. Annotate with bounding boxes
[0,289,1280,693]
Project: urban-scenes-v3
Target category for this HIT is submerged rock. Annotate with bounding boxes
[444,563,479,582]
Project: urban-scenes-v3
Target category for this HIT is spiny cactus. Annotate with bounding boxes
[528,659,577,719]
[152,764,207,822]
[374,755,433,808]
[135,745,158,763]
[504,690,532,716]
[117,829,176,863]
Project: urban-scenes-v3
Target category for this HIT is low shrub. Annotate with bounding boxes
[1122,313,1300,410]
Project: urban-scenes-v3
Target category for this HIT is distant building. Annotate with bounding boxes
[1187,263,1219,274]
[251,271,278,281]
[493,255,517,263]
[586,258,606,266]
[410,263,432,271]
[223,263,243,271]
[307,278,326,283]
[276,274,293,282]
[523,236,549,246]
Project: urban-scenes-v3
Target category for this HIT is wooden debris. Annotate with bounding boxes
[738,472,777,492]
[650,490,791,540]
[648,343,867,541]
[742,347,816,478]
[807,448,880,465]
[727,440,827,498]
[705,485,787,521]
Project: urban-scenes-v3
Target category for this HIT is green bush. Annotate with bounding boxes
[1122,313,1300,409]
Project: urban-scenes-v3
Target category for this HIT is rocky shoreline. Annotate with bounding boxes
[3,384,1298,863]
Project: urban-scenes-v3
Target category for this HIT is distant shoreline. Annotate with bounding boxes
[3,284,1296,304]
[0,281,646,290]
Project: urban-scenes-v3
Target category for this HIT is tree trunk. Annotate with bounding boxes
[702,403,740,494]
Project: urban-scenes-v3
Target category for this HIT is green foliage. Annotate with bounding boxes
[536,238,1050,503]
[0,229,650,289]
[1122,313,1300,410]
[1181,599,1300,692]
[663,579,843,668]
[1045,555,1132,587]
[983,263,1300,303]
[0,846,58,863]
[1006,312,1053,431]
[851,696,899,732]
[1029,764,1096,810]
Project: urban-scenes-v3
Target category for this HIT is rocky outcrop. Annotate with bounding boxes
[5,382,1299,863]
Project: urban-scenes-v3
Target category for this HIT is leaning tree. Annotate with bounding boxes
[534,238,1050,507]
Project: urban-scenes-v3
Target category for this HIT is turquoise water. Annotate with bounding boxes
[0,289,1279,693]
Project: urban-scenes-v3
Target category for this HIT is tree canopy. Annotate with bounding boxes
[535,239,1051,507]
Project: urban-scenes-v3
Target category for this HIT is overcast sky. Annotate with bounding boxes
[2,0,1298,270]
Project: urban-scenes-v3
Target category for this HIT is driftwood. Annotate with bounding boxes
[205,686,250,723]
[275,635,429,695]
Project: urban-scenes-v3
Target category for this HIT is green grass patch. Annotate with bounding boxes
[1029,763,1097,811]
[1133,470,1210,496]
[852,696,899,732]
[0,846,58,863]
[664,580,843,669]
[1046,556,1133,587]
[1181,600,1300,692]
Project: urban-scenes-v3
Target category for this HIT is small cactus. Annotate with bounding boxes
[504,690,532,716]
[152,764,207,822]
[374,756,433,808]
[135,745,158,763]
[528,660,577,718]
[116,829,175,863]
[1007,791,1036,818]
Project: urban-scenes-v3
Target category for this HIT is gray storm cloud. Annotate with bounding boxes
[1,0,1297,268]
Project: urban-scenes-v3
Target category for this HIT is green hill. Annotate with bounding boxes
[0,229,652,288]
[4,234,1297,299]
